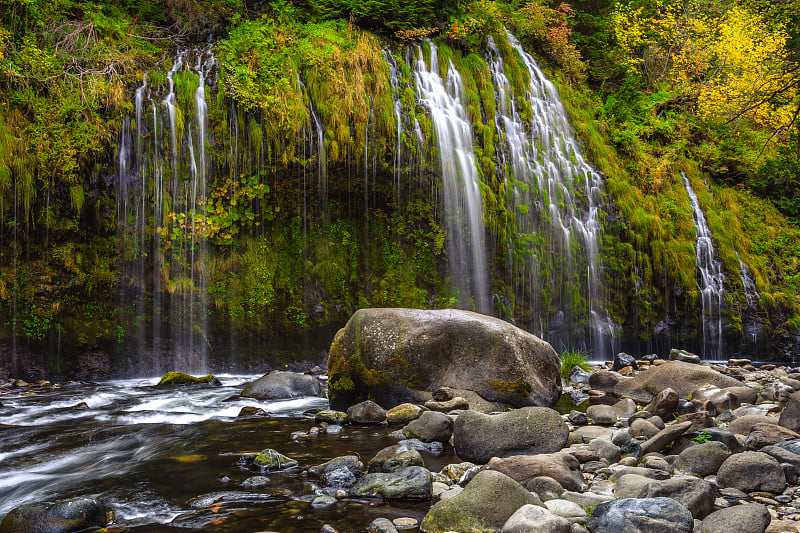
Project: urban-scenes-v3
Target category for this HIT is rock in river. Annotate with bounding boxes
[350,466,432,501]
[157,371,220,386]
[241,371,323,400]
[0,497,107,533]
[326,308,561,411]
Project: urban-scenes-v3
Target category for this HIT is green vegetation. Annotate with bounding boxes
[560,349,591,379]
[0,0,798,369]
[690,431,713,444]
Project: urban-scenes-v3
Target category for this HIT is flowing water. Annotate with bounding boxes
[0,376,455,531]
[682,172,726,360]
[486,33,616,358]
[412,43,491,314]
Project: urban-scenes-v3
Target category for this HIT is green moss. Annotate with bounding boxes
[487,377,532,398]
[157,372,217,386]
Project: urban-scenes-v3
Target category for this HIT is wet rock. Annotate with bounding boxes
[312,494,337,507]
[424,397,469,412]
[186,491,275,508]
[613,352,638,372]
[586,405,617,425]
[486,452,584,492]
[327,308,562,410]
[697,503,771,533]
[673,441,732,476]
[587,497,694,533]
[503,504,571,533]
[309,455,364,478]
[453,407,568,464]
[717,451,786,493]
[568,366,591,385]
[351,466,432,501]
[644,388,679,419]
[237,406,269,418]
[435,462,476,484]
[347,400,387,425]
[745,423,800,450]
[636,476,716,519]
[398,438,444,455]
[402,411,453,443]
[367,518,399,533]
[386,403,423,425]
[240,476,269,488]
[526,476,565,501]
[368,444,424,473]
[241,371,322,399]
[670,349,701,364]
[420,470,542,533]
[0,497,107,533]
[315,410,349,424]
[157,372,220,386]
[610,361,742,401]
[251,449,298,472]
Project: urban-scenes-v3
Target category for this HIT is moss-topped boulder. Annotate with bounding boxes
[0,498,107,533]
[327,308,561,411]
[157,372,221,387]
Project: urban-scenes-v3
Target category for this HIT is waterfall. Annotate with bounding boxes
[412,43,490,314]
[487,33,615,358]
[682,172,726,360]
[736,253,759,308]
[116,46,216,373]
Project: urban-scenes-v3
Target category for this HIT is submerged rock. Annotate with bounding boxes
[157,372,220,386]
[327,308,561,410]
[0,497,107,533]
[368,444,424,473]
[186,491,275,508]
[241,371,322,400]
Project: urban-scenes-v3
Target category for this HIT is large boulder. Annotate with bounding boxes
[716,451,786,493]
[453,407,569,464]
[697,503,771,533]
[241,371,322,400]
[326,309,561,410]
[0,498,107,533]
[403,411,454,443]
[635,477,716,519]
[420,470,542,532]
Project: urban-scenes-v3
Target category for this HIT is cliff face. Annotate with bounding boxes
[0,1,797,378]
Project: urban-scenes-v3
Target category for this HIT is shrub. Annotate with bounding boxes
[560,349,591,379]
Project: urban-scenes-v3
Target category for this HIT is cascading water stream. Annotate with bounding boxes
[116,47,216,373]
[682,172,726,359]
[412,43,490,314]
[486,33,615,358]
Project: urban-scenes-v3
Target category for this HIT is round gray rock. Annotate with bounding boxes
[697,503,771,533]
[502,504,571,533]
[0,498,107,533]
[403,411,454,443]
[368,444,424,474]
[716,451,786,493]
[347,400,387,425]
[351,466,432,501]
[454,407,569,464]
[241,371,322,400]
[587,497,694,533]
[673,441,732,477]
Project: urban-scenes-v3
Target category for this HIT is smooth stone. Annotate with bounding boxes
[587,404,617,425]
[670,349,701,364]
[503,504,571,533]
[424,397,469,412]
[241,371,319,399]
[433,387,455,401]
[717,451,787,493]
[0,498,106,533]
[588,497,694,532]
[386,403,424,425]
[347,400,387,425]
[368,444,424,474]
[561,491,614,508]
[367,518,399,533]
[312,494,337,507]
[613,398,638,418]
[612,361,742,402]
[309,455,364,478]
[315,410,349,424]
[393,517,418,529]
[351,466,432,501]
[614,474,657,498]
[587,438,620,463]
[526,476,565,501]
[698,503,771,533]
[729,415,778,436]
[644,388,680,419]
[745,423,800,450]
[673,441,732,476]
[486,452,584,492]
[241,476,269,488]
[403,411,454,443]
[454,407,569,464]
[237,406,270,417]
[630,418,661,439]
[420,470,542,532]
[431,481,449,497]
[636,476,716,518]
[439,486,463,500]
[398,438,443,455]
[545,499,588,519]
